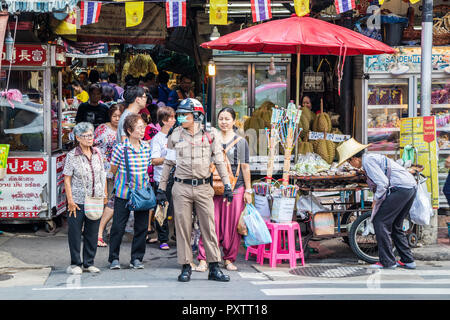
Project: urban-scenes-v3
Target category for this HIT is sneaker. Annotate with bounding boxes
[83,266,101,273]
[396,260,416,269]
[369,262,397,269]
[66,265,82,275]
[129,259,144,269]
[109,259,121,270]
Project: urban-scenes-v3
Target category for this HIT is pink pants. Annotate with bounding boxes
[197,187,245,263]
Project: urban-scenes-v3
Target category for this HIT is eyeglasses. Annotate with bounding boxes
[79,134,94,139]
[135,125,146,131]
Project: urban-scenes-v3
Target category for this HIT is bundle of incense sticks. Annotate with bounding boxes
[278,184,299,198]
[252,182,272,196]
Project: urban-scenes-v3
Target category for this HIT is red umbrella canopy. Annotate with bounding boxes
[201,15,395,56]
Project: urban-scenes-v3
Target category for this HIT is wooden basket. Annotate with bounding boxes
[433,14,450,46]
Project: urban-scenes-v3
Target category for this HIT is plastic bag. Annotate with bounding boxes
[243,204,272,247]
[409,182,433,225]
[237,209,248,236]
[297,195,327,217]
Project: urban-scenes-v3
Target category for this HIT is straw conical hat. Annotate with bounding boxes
[337,138,370,167]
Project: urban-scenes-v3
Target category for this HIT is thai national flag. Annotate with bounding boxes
[334,0,355,14]
[166,0,187,28]
[80,1,102,26]
[251,0,272,22]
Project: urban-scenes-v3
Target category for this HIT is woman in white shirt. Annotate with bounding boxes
[150,106,176,250]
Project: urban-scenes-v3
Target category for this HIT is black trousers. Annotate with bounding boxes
[108,197,149,263]
[68,204,100,268]
[152,180,174,243]
[372,187,417,267]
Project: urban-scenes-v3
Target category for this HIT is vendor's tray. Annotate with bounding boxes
[291,171,367,187]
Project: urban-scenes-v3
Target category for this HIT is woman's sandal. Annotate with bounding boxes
[159,243,170,250]
[194,261,208,272]
[97,238,107,247]
[224,262,238,271]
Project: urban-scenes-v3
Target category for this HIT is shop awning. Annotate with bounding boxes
[5,0,78,13]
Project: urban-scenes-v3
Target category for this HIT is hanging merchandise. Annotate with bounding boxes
[334,0,356,15]
[251,0,272,23]
[125,1,144,28]
[79,1,102,26]
[122,54,158,81]
[166,0,187,28]
[294,0,310,17]
[210,0,228,25]
[0,144,10,179]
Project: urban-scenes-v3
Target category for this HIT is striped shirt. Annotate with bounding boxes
[110,138,152,200]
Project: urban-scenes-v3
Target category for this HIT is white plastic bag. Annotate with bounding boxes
[409,182,432,225]
[296,195,327,216]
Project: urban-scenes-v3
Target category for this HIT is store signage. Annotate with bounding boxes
[308,131,351,142]
[1,44,47,66]
[65,42,109,58]
[0,157,48,218]
[364,46,450,73]
[400,116,439,209]
[51,154,67,216]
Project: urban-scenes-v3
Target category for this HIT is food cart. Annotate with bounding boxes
[290,167,422,263]
[0,43,67,232]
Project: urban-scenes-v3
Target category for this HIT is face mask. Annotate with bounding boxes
[177,115,189,123]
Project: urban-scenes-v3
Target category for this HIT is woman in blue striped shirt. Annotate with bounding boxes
[108,113,152,270]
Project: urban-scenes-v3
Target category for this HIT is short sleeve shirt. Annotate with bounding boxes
[116,109,134,142]
[150,131,169,183]
[63,147,106,204]
[223,135,249,189]
[110,138,152,200]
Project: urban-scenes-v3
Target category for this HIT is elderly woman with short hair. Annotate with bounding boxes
[63,122,107,275]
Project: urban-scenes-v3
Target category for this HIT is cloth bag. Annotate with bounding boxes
[243,204,272,247]
[124,147,156,211]
[155,203,168,226]
[77,154,104,220]
[409,178,432,226]
[210,136,242,195]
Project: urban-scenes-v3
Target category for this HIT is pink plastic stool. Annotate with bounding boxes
[245,245,263,263]
[260,221,305,269]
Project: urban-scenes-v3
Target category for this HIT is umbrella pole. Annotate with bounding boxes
[296,51,300,106]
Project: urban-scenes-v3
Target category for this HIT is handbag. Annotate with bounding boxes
[124,147,156,211]
[210,136,242,195]
[77,153,104,221]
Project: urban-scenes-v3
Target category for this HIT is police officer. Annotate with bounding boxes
[156,98,233,282]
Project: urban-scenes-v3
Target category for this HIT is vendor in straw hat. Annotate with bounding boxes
[337,138,417,270]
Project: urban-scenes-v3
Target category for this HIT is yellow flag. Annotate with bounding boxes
[210,0,228,25]
[294,0,310,17]
[409,0,420,3]
[125,1,144,27]
[378,0,385,4]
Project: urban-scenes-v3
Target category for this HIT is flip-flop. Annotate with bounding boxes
[224,262,238,271]
[159,243,170,250]
[146,237,158,244]
[97,238,107,247]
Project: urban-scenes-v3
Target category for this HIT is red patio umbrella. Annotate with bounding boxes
[201,14,396,105]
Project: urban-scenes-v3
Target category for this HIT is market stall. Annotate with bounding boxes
[0,43,67,231]
[354,46,450,208]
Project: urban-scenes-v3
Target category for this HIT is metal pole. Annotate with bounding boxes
[420,0,433,116]
[296,51,300,106]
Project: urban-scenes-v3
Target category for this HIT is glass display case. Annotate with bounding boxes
[211,54,291,128]
[214,64,249,123]
[0,70,44,152]
[366,78,410,153]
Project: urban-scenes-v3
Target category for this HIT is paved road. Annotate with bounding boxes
[1,226,450,300]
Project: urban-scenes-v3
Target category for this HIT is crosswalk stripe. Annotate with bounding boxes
[238,272,268,280]
[261,287,450,296]
[32,285,149,291]
[252,279,450,285]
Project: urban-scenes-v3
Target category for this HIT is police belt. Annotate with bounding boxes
[174,177,211,186]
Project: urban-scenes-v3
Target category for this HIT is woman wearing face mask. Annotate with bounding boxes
[94,104,125,247]
[196,107,252,272]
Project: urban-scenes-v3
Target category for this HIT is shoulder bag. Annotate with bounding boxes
[210,136,242,195]
[124,147,156,211]
[77,153,104,220]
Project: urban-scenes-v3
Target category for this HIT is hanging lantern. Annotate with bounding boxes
[5,31,14,61]
[208,60,216,77]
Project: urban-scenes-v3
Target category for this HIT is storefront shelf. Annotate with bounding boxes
[417,104,450,109]
[367,127,400,132]
[367,104,408,110]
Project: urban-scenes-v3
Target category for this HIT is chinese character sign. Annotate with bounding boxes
[1,44,47,66]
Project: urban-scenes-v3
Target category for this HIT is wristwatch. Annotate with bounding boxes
[245,189,254,194]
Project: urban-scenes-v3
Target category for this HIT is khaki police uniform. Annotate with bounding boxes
[159,124,230,265]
